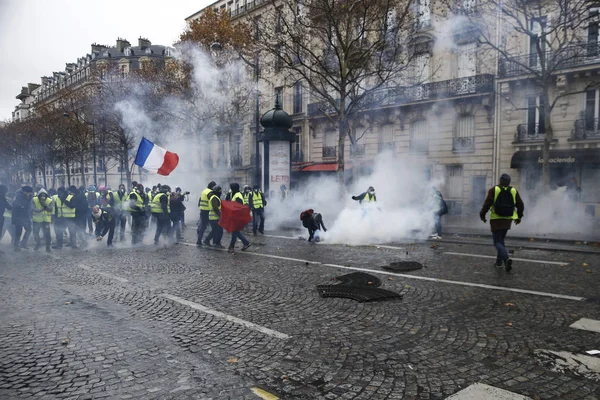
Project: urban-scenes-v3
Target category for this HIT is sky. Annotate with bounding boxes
[0,0,214,122]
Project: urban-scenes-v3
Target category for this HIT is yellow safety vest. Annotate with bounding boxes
[114,190,126,207]
[208,194,221,220]
[242,193,250,205]
[364,193,376,202]
[150,192,170,214]
[232,192,244,203]
[198,187,212,211]
[491,186,518,220]
[125,191,144,212]
[33,197,53,223]
[252,192,264,209]
[56,195,76,218]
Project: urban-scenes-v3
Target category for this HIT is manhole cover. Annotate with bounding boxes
[382,261,424,272]
[316,285,403,302]
[334,272,381,287]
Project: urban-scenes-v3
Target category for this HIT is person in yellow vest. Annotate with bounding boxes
[53,186,77,249]
[352,186,377,204]
[114,183,128,242]
[196,181,216,246]
[127,184,147,245]
[480,174,525,272]
[242,185,251,205]
[249,185,267,235]
[151,185,172,245]
[203,186,224,248]
[32,188,53,252]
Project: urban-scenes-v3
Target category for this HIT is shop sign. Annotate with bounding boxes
[538,156,576,163]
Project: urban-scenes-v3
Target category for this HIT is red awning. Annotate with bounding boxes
[299,163,353,172]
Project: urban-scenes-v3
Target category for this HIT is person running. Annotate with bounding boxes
[479,174,525,272]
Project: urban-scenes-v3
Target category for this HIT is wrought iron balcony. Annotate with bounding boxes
[572,118,600,140]
[516,124,546,142]
[229,0,268,18]
[230,154,243,167]
[452,137,475,152]
[293,151,304,162]
[499,42,600,78]
[307,74,494,117]
[410,140,428,153]
[378,142,395,153]
[322,146,337,158]
[350,144,366,157]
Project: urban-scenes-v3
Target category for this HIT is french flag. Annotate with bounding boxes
[134,137,179,176]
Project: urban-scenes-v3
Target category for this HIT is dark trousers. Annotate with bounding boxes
[33,222,51,250]
[171,216,182,240]
[154,214,171,244]
[434,213,442,236]
[54,218,76,248]
[230,231,249,247]
[197,210,210,243]
[116,213,126,241]
[87,211,94,234]
[13,220,32,249]
[252,208,265,233]
[205,220,223,245]
[131,213,146,245]
[99,218,116,246]
[492,229,509,263]
[0,216,4,240]
[75,215,88,247]
[1,217,13,241]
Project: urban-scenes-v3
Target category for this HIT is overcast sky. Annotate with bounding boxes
[0,0,213,121]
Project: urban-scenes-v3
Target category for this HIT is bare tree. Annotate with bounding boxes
[256,0,418,184]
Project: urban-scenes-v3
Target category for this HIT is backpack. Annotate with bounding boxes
[440,198,449,215]
[494,186,515,217]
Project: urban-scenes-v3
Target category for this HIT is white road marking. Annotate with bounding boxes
[446,383,532,399]
[160,293,290,340]
[569,318,600,334]
[180,243,585,301]
[444,252,569,266]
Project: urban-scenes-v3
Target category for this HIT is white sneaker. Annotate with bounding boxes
[430,234,442,240]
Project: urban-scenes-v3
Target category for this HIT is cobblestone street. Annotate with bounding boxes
[1,229,600,399]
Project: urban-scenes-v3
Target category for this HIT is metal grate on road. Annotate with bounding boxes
[382,261,424,272]
[317,272,402,303]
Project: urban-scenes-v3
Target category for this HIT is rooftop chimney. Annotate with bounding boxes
[116,38,131,53]
[138,37,151,50]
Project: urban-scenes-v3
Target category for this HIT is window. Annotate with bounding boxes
[275,86,283,105]
[529,18,546,68]
[453,114,475,151]
[275,44,283,71]
[294,127,302,161]
[589,8,600,56]
[581,165,600,202]
[255,54,261,79]
[124,47,132,56]
[413,52,431,83]
[254,16,261,40]
[275,7,283,33]
[293,81,303,113]
[456,43,476,78]
[585,89,600,132]
[526,96,545,135]
[410,119,428,151]
[445,165,463,199]
[414,0,431,29]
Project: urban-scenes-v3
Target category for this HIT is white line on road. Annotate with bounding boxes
[446,383,532,399]
[569,318,600,334]
[444,252,569,266]
[160,293,290,340]
[179,243,585,301]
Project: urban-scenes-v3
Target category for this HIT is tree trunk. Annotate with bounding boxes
[51,165,56,189]
[42,162,48,189]
[65,161,71,186]
[80,156,86,187]
[123,145,132,188]
[541,91,552,194]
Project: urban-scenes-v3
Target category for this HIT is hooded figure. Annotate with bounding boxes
[11,186,34,251]
[300,209,327,242]
[352,186,376,204]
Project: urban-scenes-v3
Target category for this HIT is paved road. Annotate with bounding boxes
[1,228,600,399]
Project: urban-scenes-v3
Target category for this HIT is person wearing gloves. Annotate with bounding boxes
[300,209,327,242]
[32,188,54,252]
[91,206,115,247]
[11,185,34,251]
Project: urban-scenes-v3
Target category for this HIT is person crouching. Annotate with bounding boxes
[300,209,327,242]
[92,206,115,247]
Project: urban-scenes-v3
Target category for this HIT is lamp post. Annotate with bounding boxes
[63,112,96,186]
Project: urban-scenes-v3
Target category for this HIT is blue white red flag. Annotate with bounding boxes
[134,137,179,176]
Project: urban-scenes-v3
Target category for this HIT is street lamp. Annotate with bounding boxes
[63,112,96,186]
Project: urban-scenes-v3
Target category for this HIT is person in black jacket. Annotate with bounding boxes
[11,185,34,251]
[73,186,89,248]
[0,185,12,244]
[169,190,186,241]
[91,206,115,247]
[300,209,327,242]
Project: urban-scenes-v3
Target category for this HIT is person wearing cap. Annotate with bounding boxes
[196,181,216,246]
[0,185,12,243]
[480,173,525,272]
[91,206,115,247]
[203,186,224,248]
[32,188,54,252]
[248,185,267,235]
[151,185,172,245]
[11,185,34,251]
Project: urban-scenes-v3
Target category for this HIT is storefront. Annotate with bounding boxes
[510,149,600,215]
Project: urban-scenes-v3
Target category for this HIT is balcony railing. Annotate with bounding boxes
[378,142,395,153]
[323,146,337,158]
[572,118,600,140]
[307,74,494,117]
[230,0,267,18]
[293,151,304,162]
[230,154,243,167]
[452,136,475,152]
[410,140,428,152]
[499,42,600,78]
[516,123,546,142]
[350,144,366,157]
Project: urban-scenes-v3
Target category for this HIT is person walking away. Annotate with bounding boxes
[114,184,128,242]
[480,173,525,272]
[430,187,448,240]
[11,185,34,251]
[91,206,115,247]
[85,185,99,235]
[300,209,327,242]
[203,186,224,248]
[249,185,266,235]
[170,190,186,242]
[32,189,53,252]
[73,186,89,248]
[197,181,216,246]
[0,185,12,244]
[227,183,251,253]
[151,185,172,245]
[53,186,77,249]
[127,184,147,245]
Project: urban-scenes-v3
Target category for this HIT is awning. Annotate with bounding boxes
[510,149,600,168]
[296,163,353,172]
